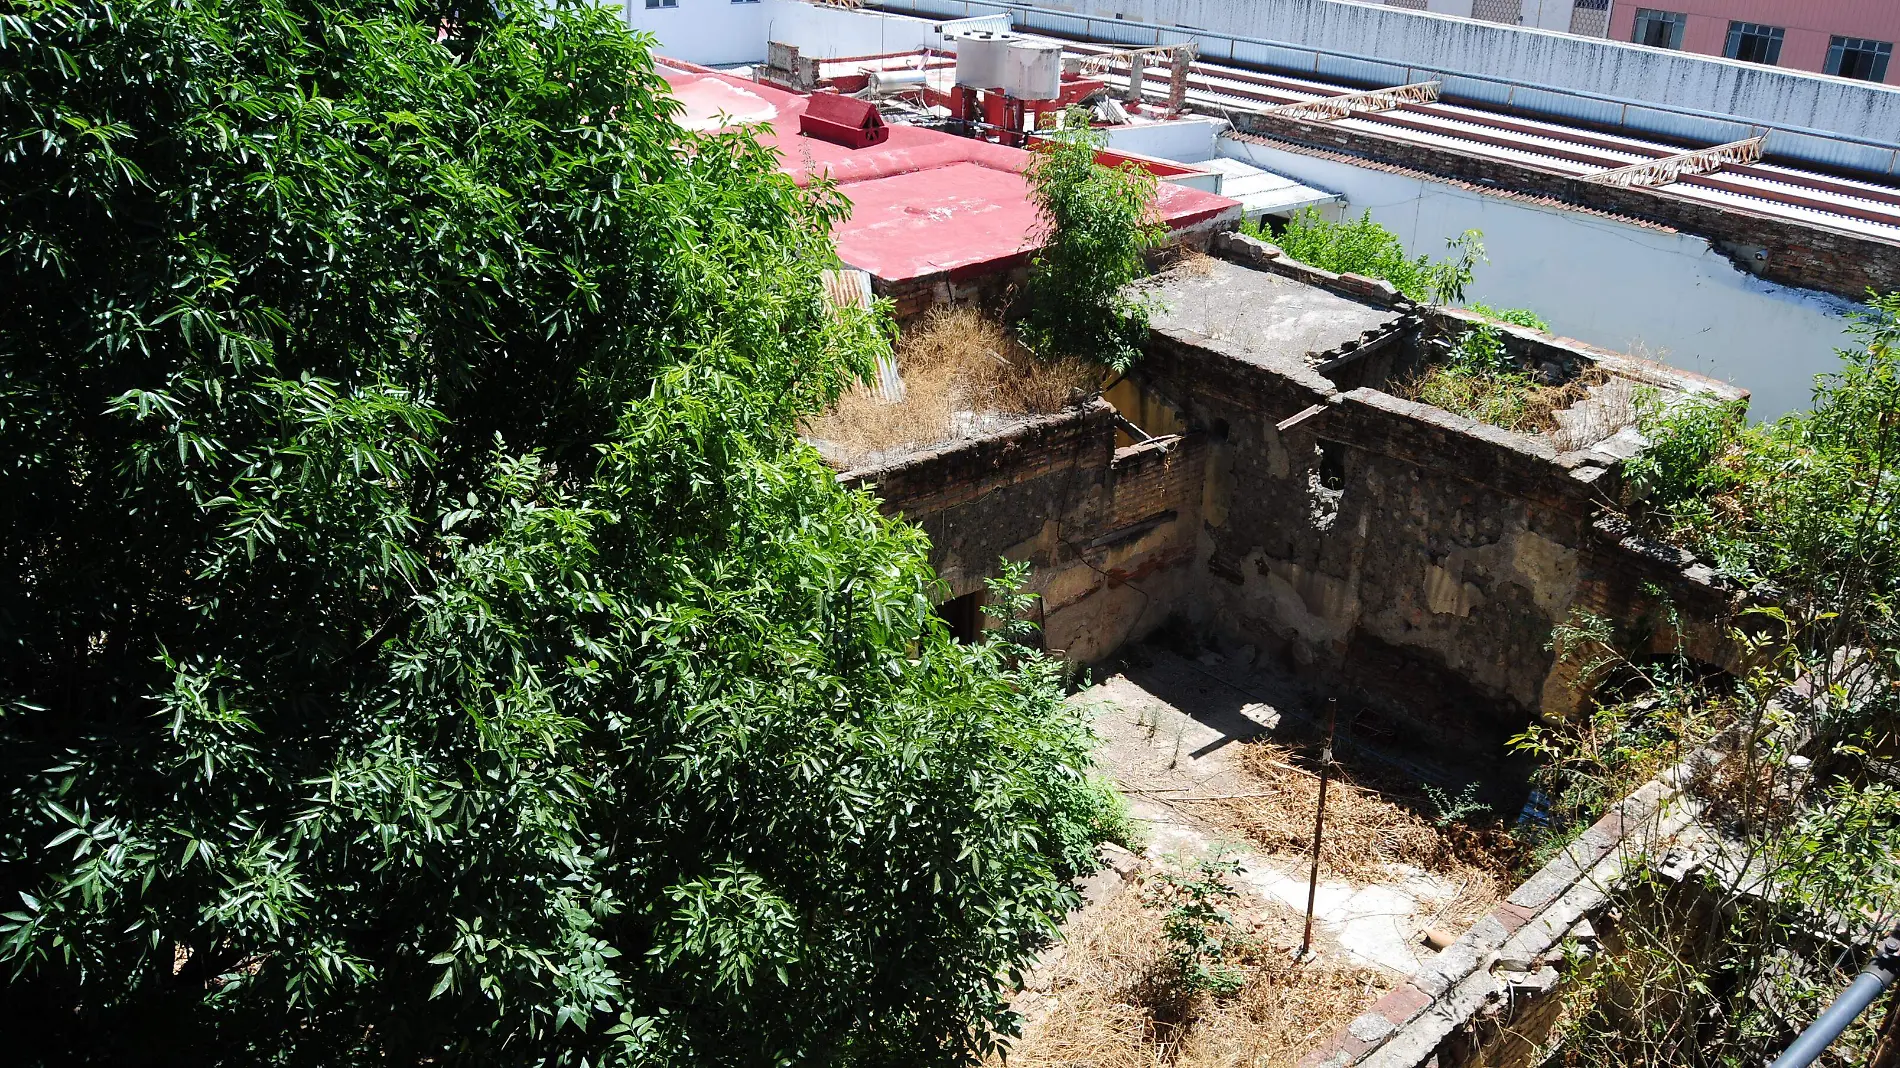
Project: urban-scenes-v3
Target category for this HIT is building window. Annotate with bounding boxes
[1724,21,1785,65]
[1827,36,1893,82]
[1630,8,1686,50]
[644,0,676,8]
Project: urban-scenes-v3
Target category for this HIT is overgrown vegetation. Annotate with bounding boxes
[0,2,1120,1064]
[1018,113,1165,372]
[1401,308,1604,436]
[803,305,1098,464]
[1146,854,1248,1014]
[1248,208,1483,305]
[1511,295,1900,1066]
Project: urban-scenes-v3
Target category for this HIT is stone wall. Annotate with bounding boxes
[841,236,1745,744]
[1225,122,1898,303]
[839,398,1210,661]
[1124,234,1747,754]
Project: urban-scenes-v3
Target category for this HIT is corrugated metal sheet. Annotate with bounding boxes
[872,0,1900,176]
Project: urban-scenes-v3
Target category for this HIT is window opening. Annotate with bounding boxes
[1827,36,1892,82]
[1631,8,1686,49]
[937,591,985,645]
[1725,21,1784,65]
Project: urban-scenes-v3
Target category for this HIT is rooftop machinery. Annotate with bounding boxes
[941,34,1195,144]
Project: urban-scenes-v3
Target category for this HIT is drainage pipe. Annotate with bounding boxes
[1769,923,1900,1068]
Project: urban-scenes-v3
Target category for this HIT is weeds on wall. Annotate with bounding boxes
[1018,111,1164,372]
[1401,307,1603,436]
[1509,294,1900,1066]
[1248,208,1484,305]
[803,306,1099,464]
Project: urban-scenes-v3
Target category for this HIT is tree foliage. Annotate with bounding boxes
[0,1,1116,1063]
[1016,114,1163,372]
[1512,296,1900,1065]
[1628,293,1900,693]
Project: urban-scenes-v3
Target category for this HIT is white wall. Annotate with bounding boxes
[760,2,1006,58]
[1099,118,1224,162]
[624,0,1005,66]
[623,0,768,66]
[1222,138,1859,418]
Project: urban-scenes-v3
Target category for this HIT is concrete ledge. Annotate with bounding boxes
[1297,775,1696,1068]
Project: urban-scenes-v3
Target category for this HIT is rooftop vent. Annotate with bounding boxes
[798,92,889,149]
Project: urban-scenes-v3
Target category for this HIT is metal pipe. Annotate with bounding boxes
[1299,698,1337,959]
[1770,924,1900,1068]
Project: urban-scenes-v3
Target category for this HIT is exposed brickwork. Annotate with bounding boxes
[1295,773,1719,1068]
[839,400,1207,661]
[1228,121,1900,302]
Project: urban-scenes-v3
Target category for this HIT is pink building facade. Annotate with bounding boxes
[1607,0,1898,81]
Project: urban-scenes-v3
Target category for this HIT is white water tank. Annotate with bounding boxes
[953,31,1017,89]
[1001,40,1062,101]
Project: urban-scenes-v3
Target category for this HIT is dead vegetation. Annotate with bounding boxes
[803,306,1100,466]
[1207,742,1520,931]
[1000,865,1388,1068]
[998,735,1526,1068]
[1398,364,1609,438]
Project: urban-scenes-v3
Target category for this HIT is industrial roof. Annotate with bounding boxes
[1058,41,1900,241]
[657,62,1241,286]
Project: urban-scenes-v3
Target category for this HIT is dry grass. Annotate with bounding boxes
[1208,743,1520,930]
[803,306,1100,466]
[1398,365,1608,437]
[998,868,1389,1068]
[1548,375,1640,452]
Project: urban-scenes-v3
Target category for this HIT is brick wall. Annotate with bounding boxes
[1298,777,1705,1068]
[839,399,1209,662]
[1228,119,1900,303]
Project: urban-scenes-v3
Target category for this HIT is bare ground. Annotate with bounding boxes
[995,648,1524,1068]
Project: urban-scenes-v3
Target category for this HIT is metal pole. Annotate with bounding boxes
[1299,699,1337,960]
[1769,923,1900,1068]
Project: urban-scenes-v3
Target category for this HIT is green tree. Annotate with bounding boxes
[1016,114,1164,372]
[0,1,1116,1064]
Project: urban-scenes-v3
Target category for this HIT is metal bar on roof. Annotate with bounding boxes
[1262,80,1440,123]
[1584,136,1766,188]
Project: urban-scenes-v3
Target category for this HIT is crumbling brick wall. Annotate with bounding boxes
[839,398,1208,662]
[1124,237,1747,753]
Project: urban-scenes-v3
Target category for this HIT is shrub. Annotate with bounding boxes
[1017,113,1165,372]
[0,2,1115,1064]
[1252,209,1484,305]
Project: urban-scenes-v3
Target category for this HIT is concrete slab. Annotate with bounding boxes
[1140,257,1402,367]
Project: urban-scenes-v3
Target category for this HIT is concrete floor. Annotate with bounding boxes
[1081,648,1490,975]
[1140,256,1402,368]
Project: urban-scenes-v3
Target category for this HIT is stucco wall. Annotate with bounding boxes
[1606,0,1900,79]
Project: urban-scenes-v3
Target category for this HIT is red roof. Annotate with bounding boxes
[658,62,1240,287]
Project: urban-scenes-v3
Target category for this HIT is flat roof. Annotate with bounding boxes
[657,62,1241,286]
[1141,256,1402,367]
[1195,157,1343,219]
